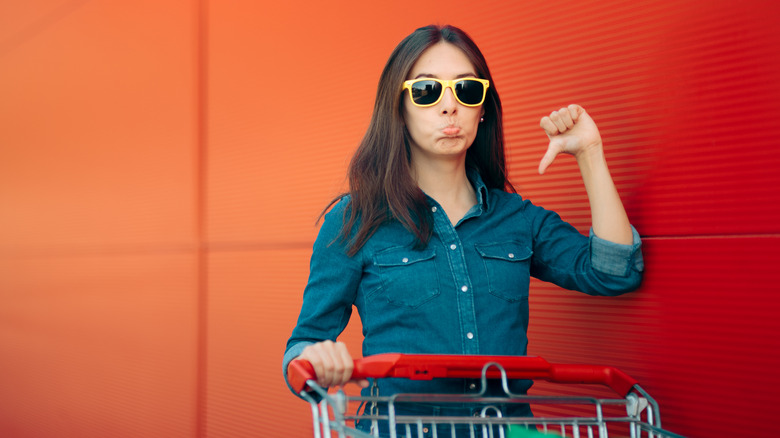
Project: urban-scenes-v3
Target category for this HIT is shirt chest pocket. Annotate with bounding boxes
[475,242,533,302]
[371,247,440,308]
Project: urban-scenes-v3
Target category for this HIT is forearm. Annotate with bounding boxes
[576,145,633,245]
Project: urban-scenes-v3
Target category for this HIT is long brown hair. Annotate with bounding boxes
[325,24,514,256]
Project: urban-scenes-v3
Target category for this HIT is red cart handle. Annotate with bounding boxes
[289,353,639,397]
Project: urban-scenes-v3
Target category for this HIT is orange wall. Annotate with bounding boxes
[2,1,779,437]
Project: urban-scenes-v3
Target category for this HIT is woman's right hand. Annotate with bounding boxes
[290,340,369,388]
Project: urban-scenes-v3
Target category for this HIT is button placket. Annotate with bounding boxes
[430,206,479,354]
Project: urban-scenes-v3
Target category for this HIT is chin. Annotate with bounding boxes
[439,137,472,151]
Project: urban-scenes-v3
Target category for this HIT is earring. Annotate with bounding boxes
[480,117,484,123]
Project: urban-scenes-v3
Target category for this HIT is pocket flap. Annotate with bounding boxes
[475,242,532,262]
[374,247,436,267]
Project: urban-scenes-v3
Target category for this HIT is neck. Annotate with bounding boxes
[411,156,476,214]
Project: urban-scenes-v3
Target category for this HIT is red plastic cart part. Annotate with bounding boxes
[289,353,639,398]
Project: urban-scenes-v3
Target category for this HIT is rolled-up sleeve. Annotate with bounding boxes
[589,226,644,277]
[525,200,644,296]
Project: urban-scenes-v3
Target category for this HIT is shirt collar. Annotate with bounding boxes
[466,167,490,211]
[421,167,491,213]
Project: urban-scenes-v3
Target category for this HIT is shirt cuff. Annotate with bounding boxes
[589,226,644,277]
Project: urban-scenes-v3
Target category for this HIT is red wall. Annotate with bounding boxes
[2,1,779,437]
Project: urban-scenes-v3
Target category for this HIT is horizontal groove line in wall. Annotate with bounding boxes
[637,163,779,181]
[635,167,777,182]
[504,137,652,150]
[481,0,670,29]
[658,13,753,38]
[640,233,780,240]
[498,59,768,101]
[491,51,656,72]
[501,66,657,91]
[670,83,778,105]
[482,8,678,54]
[502,97,660,118]
[504,113,666,129]
[661,29,768,58]
[0,244,199,259]
[0,240,329,258]
[599,130,776,155]
[506,160,654,174]
[530,315,658,327]
[206,241,314,251]
[666,38,769,59]
[509,188,581,200]
[511,177,587,187]
[531,303,647,311]
[491,44,658,73]
[628,204,772,219]
[671,58,772,80]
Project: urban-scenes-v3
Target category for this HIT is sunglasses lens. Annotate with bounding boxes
[410,80,442,106]
[454,80,485,105]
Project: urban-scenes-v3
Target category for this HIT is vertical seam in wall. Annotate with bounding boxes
[195,0,209,437]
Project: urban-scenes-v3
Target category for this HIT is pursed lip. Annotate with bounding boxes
[441,126,461,136]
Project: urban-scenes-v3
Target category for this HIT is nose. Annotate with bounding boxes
[439,86,458,115]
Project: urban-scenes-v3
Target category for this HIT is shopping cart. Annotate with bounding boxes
[289,354,685,438]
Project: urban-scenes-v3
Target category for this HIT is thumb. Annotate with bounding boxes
[538,141,562,175]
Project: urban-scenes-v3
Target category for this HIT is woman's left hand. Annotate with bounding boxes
[538,104,602,174]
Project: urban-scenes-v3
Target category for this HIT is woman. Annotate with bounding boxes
[283,24,644,435]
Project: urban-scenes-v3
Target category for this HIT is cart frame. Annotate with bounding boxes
[289,354,685,438]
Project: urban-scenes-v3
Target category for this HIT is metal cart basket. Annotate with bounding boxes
[289,354,684,438]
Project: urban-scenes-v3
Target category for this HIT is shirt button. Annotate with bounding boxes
[508,253,515,258]
[423,427,429,433]
[450,244,457,250]
[469,383,477,390]
[431,206,437,212]
[467,332,474,339]
[402,257,409,263]
[461,285,468,292]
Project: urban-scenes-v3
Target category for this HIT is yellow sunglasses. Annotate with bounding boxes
[402,77,490,107]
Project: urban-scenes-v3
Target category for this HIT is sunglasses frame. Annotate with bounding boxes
[402,77,490,108]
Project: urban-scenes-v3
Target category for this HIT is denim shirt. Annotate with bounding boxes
[283,170,644,401]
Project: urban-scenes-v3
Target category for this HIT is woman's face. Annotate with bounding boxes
[402,42,484,166]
